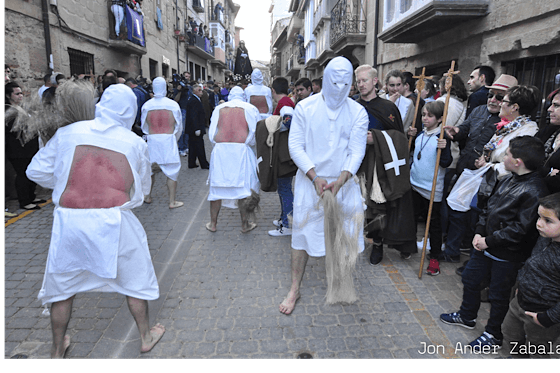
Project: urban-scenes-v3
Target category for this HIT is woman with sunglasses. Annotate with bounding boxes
[475,85,541,180]
[538,88,560,193]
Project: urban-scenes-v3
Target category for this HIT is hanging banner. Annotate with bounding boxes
[126,6,146,47]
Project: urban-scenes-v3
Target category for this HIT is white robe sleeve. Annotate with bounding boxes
[26,135,58,190]
[289,104,315,174]
[138,142,152,196]
[208,107,219,143]
[341,105,368,175]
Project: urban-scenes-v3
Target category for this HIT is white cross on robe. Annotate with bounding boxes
[381,131,406,176]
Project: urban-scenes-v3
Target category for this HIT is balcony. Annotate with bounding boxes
[192,0,204,13]
[187,34,215,60]
[329,0,366,54]
[379,0,489,43]
[107,3,147,55]
[313,0,336,34]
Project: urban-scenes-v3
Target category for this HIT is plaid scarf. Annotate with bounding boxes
[484,115,530,154]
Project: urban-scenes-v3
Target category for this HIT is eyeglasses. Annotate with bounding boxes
[501,99,513,105]
[487,92,504,101]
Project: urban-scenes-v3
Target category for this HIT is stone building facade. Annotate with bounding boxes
[5,0,241,90]
[274,0,560,107]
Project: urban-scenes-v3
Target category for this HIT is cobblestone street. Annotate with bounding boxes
[4,139,504,360]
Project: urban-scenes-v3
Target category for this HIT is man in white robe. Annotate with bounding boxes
[244,68,273,121]
[26,83,164,357]
[141,77,184,209]
[279,57,368,315]
[206,86,260,233]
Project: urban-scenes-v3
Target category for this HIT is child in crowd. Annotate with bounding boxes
[440,136,549,351]
[408,101,453,276]
[501,192,560,358]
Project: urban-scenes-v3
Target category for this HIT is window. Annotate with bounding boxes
[68,48,95,77]
[162,63,169,78]
[149,58,158,79]
[383,0,429,30]
[154,0,163,30]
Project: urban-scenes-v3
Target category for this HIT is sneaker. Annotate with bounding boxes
[468,331,502,351]
[426,259,440,276]
[369,243,383,266]
[272,219,281,227]
[400,252,412,260]
[439,312,476,329]
[179,150,187,157]
[440,253,460,263]
[268,225,292,236]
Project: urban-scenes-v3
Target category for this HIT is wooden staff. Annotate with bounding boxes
[408,67,432,150]
[418,61,460,279]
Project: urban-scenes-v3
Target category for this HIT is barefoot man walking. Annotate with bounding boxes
[141,77,184,209]
[27,83,164,357]
[280,57,368,314]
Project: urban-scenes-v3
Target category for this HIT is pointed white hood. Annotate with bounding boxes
[152,77,167,98]
[229,86,245,101]
[321,57,353,120]
[251,69,263,86]
[94,84,137,131]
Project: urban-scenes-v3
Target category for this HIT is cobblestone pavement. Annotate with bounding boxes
[4,139,507,359]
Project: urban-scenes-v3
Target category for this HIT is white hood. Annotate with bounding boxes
[321,57,353,120]
[251,69,263,86]
[152,77,167,98]
[229,86,244,102]
[94,84,137,131]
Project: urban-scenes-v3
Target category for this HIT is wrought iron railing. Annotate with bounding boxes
[330,0,367,46]
[188,34,215,57]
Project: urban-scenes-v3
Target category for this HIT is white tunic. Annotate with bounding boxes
[26,84,159,305]
[289,93,368,257]
[141,78,183,181]
[207,94,260,208]
[244,69,273,121]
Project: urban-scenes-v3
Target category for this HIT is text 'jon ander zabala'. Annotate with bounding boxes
[418,341,560,355]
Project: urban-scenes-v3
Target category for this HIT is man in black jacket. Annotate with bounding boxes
[443,74,518,264]
[440,136,549,352]
[185,84,209,169]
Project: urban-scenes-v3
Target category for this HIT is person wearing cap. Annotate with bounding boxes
[26,83,164,357]
[279,57,368,315]
[443,74,519,265]
[141,77,184,209]
[244,69,273,121]
[205,86,260,233]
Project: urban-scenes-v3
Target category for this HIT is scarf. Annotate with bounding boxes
[483,115,529,154]
[544,127,560,159]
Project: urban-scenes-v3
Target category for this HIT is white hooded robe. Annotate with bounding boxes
[289,57,368,257]
[244,69,273,122]
[141,77,183,181]
[27,84,159,304]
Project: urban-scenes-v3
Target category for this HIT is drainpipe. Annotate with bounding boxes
[373,0,379,69]
[42,0,54,73]
[176,0,180,72]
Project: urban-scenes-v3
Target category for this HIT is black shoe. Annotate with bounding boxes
[32,198,47,204]
[369,243,383,266]
[400,252,412,260]
[201,166,209,169]
[188,165,199,169]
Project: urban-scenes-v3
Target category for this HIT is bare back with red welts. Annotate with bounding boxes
[146,110,175,134]
[249,96,269,114]
[214,107,249,143]
[59,145,134,208]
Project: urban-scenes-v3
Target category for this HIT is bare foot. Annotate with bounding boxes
[51,335,71,358]
[144,196,152,204]
[205,222,217,232]
[169,201,184,209]
[279,290,300,315]
[241,222,257,233]
[140,323,165,353]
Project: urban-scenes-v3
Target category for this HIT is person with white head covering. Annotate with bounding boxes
[279,56,368,315]
[141,77,184,209]
[206,86,261,233]
[26,83,164,357]
[244,68,273,121]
